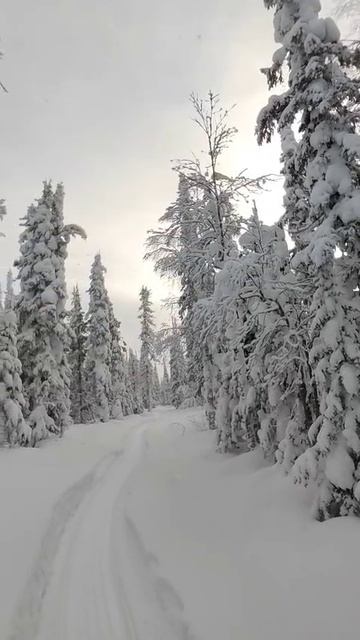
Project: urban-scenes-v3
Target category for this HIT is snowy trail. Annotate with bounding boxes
[8,412,194,640]
[8,449,123,640]
[3,407,360,640]
[9,425,145,640]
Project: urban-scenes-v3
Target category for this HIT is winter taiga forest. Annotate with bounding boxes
[1,1,360,639]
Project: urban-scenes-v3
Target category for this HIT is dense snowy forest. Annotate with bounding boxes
[1,0,360,524]
[0,182,158,444]
[149,0,360,521]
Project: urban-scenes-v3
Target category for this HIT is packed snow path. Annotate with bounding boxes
[2,407,360,640]
[7,411,193,640]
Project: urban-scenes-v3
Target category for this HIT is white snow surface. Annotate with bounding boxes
[1,407,360,640]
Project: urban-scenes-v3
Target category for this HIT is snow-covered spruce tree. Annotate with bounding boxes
[160,359,171,405]
[191,301,219,429]
[169,326,187,408]
[118,344,134,417]
[4,269,15,310]
[49,183,71,431]
[0,209,30,446]
[195,241,255,450]
[84,254,112,423]
[127,349,143,414]
[16,182,85,443]
[147,93,267,427]
[239,211,313,463]
[232,211,282,456]
[107,298,128,419]
[120,357,133,416]
[146,174,201,397]
[0,309,31,446]
[192,212,260,451]
[147,175,205,401]
[187,94,267,430]
[177,178,204,401]
[257,0,360,519]
[194,201,316,457]
[152,363,161,407]
[138,286,155,411]
[68,285,87,424]
[15,193,58,443]
[49,183,86,432]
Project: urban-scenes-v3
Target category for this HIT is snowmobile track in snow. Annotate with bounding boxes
[8,422,195,640]
[109,512,196,639]
[8,449,124,640]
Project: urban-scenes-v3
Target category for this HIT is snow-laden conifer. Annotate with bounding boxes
[152,364,161,407]
[258,0,360,519]
[49,183,84,432]
[0,309,31,446]
[127,349,143,414]
[107,299,127,419]
[4,269,15,310]
[160,359,171,405]
[68,286,87,424]
[0,200,30,447]
[138,286,155,411]
[119,349,133,417]
[84,254,112,423]
[16,186,63,441]
[147,175,205,401]
[147,93,267,423]
[169,328,187,408]
[16,182,85,442]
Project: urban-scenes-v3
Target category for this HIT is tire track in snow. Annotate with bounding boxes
[7,449,123,640]
[9,416,196,640]
[8,425,147,640]
[110,510,196,640]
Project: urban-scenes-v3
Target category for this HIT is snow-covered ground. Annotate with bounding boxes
[1,407,359,640]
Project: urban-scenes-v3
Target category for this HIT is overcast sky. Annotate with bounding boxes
[0,0,337,349]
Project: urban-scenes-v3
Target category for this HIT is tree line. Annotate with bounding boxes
[147,0,360,521]
[0,180,192,447]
